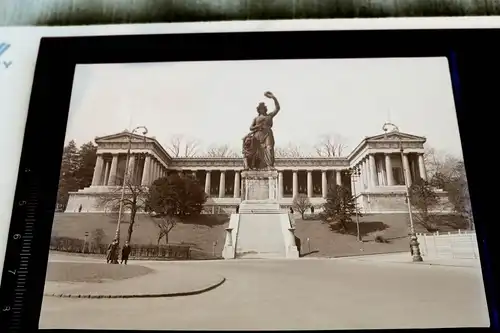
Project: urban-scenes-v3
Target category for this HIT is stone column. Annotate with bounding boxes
[385,154,394,186]
[103,161,110,186]
[418,154,427,181]
[152,160,158,183]
[278,171,284,199]
[351,174,356,196]
[361,159,367,188]
[321,170,327,198]
[205,171,211,195]
[219,171,226,198]
[108,154,119,186]
[127,154,136,184]
[148,159,154,184]
[133,157,141,184]
[91,154,104,186]
[379,159,387,186]
[154,161,159,182]
[157,165,162,180]
[292,171,298,198]
[233,171,240,198]
[141,155,151,186]
[402,153,412,187]
[336,170,342,186]
[307,171,313,198]
[369,154,378,187]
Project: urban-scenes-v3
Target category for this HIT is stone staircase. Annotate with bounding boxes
[238,200,281,214]
[235,213,287,259]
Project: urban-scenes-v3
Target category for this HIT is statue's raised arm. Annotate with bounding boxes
[265,91,280,118]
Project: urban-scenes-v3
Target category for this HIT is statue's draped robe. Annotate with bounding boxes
[243,114,276,169]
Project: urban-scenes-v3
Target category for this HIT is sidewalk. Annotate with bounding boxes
[44,263,226,299]
[336,252,481,268]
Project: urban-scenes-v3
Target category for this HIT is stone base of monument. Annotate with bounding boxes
[222,169,299,260]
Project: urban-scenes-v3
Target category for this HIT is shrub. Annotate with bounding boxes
[49,236,198,260]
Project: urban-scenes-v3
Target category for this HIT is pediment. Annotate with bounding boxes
[366,131,426,143]
[95,131,156,144]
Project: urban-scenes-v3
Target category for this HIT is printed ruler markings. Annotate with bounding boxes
[7,186,38,330]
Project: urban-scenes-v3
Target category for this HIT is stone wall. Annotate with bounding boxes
[417,231,479,259]
[359,191,453,214]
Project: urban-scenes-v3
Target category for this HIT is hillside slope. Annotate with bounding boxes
[51,213,228,257]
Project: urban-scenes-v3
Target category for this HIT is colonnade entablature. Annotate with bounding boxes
[87,130,430,199]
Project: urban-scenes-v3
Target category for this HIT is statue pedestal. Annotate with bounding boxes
[239,170,280,214]
[241,170,278,201]
[227,169,298,259]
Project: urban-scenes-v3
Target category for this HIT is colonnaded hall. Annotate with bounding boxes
[65,128,450,214]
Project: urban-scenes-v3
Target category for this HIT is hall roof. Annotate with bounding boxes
[95,129,426,166]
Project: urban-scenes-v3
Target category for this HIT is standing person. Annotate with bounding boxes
[106,239,119,264]
[78,204,82,213]
[310,206,315,214]
[289,207,294,214]
[121,241,131,265]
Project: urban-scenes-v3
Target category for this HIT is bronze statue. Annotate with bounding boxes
[242,91,281,170]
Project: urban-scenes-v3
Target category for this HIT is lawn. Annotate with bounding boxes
[293,213,463,258]
[45,262,153,282]
[51,213,229,257]
[52,212,464,259]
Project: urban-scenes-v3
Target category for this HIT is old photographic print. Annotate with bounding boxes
[40,58,489,330]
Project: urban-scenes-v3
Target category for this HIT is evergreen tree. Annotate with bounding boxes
[322,184,359,233]
[75,141,97,188]
[57,140,80,210]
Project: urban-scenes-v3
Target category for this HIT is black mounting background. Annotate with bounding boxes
[0,29,498,332]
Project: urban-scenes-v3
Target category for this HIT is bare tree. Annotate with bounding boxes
[409,179,441,232]
[98,173,148,244]
[154,215,179,245]
[275,143,307,158]
[292,193,312,220]
[166,134,199,157]
[205,144,240,157]
[424,146,461,188]
[314,134,348,157]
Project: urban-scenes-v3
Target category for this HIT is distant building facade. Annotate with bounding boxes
[65,130,451,214]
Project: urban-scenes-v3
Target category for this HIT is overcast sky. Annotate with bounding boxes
[66,57,463,158]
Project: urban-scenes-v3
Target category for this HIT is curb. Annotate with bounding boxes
[44,276,226,299]
[350,258,478,269]
[417,262,479,269]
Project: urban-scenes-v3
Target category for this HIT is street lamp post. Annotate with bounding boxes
[349,167,362,242]
[382,122,423,262]
[114,126,148,249]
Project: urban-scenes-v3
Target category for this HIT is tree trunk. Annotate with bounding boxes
[126,208,137,243]
[164,232,169,245]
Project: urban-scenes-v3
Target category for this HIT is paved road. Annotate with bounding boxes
[40,256,490,330]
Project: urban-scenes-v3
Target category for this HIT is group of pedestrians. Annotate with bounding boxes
[106,239,131,264]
